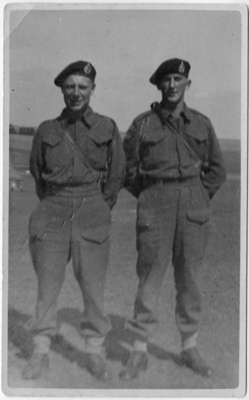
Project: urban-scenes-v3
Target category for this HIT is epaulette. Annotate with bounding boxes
[133,109,153,125]
[92,112,116,131]
[36,119,55,135]
[187,107,211,124]
[93,111,109,121]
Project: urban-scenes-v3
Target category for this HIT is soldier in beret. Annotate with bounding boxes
[22,60,125,381]
[120,58,226,380]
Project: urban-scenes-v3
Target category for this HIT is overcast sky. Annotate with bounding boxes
[7,6,242,139]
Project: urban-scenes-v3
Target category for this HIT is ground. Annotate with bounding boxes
[5,137,242,394]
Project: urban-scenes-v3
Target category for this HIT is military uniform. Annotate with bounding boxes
[29,105,124,338]
[121,58,226,379]
[23,61,125,380]
[124,102,226,342]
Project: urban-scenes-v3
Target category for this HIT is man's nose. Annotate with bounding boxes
[169,78,176,88]
[73,86,80,96]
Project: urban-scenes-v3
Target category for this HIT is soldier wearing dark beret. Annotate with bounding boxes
[22,60,125,381]
[121,58,226,380]
[54,60,97,87]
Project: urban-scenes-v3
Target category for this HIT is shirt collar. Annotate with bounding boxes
[180,103,192,123]
[151,101,191,124]
[58,105,95,128]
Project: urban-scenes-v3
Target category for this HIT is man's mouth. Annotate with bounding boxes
[168,91,178,96]
[70,99,83,106]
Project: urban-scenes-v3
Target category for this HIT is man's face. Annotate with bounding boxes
[62,74,95,111]
[159,73,190,105]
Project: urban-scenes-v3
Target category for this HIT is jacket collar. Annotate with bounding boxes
[151,101,191,124]
[57,105,95,128]
[181,103,192,122]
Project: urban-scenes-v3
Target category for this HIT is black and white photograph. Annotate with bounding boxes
[3,2,248,396]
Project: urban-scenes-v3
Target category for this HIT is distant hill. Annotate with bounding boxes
[219,138,240,152]
[218,139,240,175]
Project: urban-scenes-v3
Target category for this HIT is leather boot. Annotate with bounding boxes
[119,350,148,380]
[85,353,111,381]
[22,353,49,380]
[181,347,213,377]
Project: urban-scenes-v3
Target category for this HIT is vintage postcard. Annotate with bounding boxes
[2,2,248,397]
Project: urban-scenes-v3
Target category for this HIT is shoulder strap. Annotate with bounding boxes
[63,129,105,185]
[63,129,94,170]
[138,119,146,144]
[163,117,203,162]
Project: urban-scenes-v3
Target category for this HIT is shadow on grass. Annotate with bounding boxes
[8,307,181,369]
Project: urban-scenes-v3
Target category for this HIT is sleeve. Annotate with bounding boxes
[123,119,142,198]
[201,121,226,199]
[102,121,126,209]
[29,126,46,200]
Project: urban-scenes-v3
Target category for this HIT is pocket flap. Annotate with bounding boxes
[29,207,49,239]
[88,129,112,145]
[78,195,111,243]
[142,128,166,144]
[184,127,208,142]
[186,208,210,225]
[29,203,65,239]
[81,224,110,244]
[43,133,63,146]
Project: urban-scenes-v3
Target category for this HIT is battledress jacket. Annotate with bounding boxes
[123,102,226,198]
[30,106,125,208]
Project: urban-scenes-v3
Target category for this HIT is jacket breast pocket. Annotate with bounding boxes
[183,128,209,162]
[140,129,167,167]
[86,130,112,170]
[42,134,72,170]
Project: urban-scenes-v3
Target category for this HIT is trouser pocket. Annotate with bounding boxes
[78,195,111,244]
[29,199,67,240]
[186,208,210,225]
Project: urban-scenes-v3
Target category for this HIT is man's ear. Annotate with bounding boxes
[187,79,192,89]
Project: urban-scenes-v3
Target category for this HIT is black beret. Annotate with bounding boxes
[149,58,191,86]
[54,60,96,87]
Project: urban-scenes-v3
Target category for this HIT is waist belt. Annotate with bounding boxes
[142,175,200,187]
[45,182,101,197]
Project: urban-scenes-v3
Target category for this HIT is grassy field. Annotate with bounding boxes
[5,135,243,393]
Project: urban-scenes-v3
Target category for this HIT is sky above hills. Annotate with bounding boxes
[7,6,244,139]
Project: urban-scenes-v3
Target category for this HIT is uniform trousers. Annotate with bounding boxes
[28,185,111,353]
[129,176,210,349]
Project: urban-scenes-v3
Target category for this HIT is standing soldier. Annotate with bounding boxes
[22,60,125,381]
[121,58,226,380]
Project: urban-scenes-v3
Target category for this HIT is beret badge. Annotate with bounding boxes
[84,63,92,75]
[178,61,185,74]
